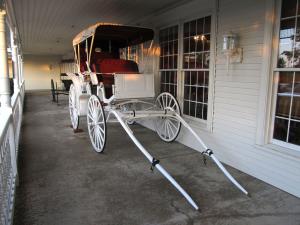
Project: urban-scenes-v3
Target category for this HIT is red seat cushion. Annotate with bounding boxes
[98,59,139,74]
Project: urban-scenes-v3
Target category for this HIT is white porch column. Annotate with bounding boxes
[0,9,11,107]
[18,54,23,84]
[10,29,20,93]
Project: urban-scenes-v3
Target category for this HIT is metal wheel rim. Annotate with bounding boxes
[69,84,79,130]
[155,92,181,142]
[87,95,106,153]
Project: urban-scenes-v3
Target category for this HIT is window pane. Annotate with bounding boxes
[184,71,190,85]
[159,57,163,69]
[203,104,208,120]
[204,72,209,86]
[289,120,300,145]
[190,20,196,36]
[190,101,196,117]
[204,88,208,103]
[276,72,293,118]
[197,87,204,102]
[169,41,173,54]
[278,18,295,68]
[276,96,291,118]
[197,71,205,86]
[163,56,168,69]
[291,96,300,120]
[174,41,178,54]
[203,52,210,68]
[273,118,288,141]
[174,55,178,68]
[184,38,189,53]
[191,71,197,85]
[204,16,211,33]
[281,0,297,18]
[203,34,211,51]
[294,72,300,95]
[195,53,203,68]
[184,101,189,115]
[196,103,203,118]
[197,18,204,35]
[190,37,196,52]
[184,86,190,99]
[161,72,165,83]
[169,56,173,69]
[191,87,197,101]
[184,22,190,38]
[196,38,203,52]
[278,71,293,93]
[294,18,300,67]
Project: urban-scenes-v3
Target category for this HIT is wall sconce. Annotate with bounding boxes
[222,32,243,73]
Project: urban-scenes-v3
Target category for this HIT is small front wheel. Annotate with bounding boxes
[87,95,107,153]
[155,92,181,142]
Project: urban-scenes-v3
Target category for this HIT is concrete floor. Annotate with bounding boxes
[13,92,300,225]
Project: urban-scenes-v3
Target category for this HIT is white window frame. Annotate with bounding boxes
[257,0,300,153]
[179,14,214,127]
[156,8,216,132]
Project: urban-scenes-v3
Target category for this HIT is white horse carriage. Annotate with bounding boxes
[67,23,249,210]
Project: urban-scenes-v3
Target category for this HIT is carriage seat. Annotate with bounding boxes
[94,59,139,74]
[92,59,139,98]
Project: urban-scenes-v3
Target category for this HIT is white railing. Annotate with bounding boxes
[0,81,25,225]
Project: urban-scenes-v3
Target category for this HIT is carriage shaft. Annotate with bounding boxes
[110,109,199,210]
[173,113,249,196]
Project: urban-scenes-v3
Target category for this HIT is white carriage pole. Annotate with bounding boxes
[174,114,249,196]
[110,110,199,210]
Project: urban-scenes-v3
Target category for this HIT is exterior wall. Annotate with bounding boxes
[139,0,300,197]
[23,54,61,90]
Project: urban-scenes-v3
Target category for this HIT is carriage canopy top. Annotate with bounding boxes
[72,23,154,47]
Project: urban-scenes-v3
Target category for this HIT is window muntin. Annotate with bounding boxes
[159,25,178,97]
[182,16,211,120]
[278,0,300,68]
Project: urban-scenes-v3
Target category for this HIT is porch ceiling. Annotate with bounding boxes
[11,0,188,56]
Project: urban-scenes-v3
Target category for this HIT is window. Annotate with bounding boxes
[272,0,300,147]
[159,25,178,97]
[182,16,211,120]
[120,45,139,63]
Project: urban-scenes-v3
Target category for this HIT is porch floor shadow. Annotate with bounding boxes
[13,91,300,225]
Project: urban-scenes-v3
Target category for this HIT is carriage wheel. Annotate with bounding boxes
[87,95,107,153]
[69,84,79,130]
[155,92,181,142]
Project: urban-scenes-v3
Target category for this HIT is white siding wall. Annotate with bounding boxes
[139,0,300,197]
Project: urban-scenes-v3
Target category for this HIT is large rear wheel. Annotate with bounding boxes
[155,92,181,142]
[87,95,107,153]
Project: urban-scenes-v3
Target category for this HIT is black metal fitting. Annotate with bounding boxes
[150,157,160,172]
